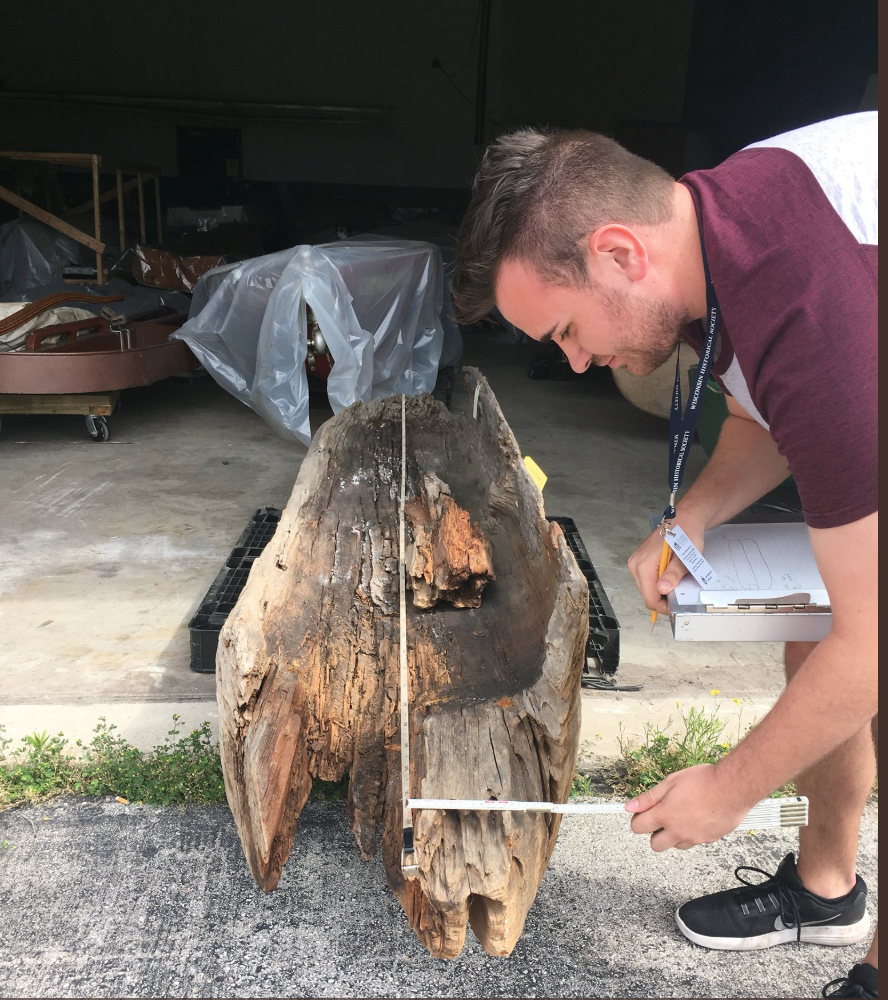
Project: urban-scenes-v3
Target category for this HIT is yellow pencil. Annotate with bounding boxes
[650,538,671,630]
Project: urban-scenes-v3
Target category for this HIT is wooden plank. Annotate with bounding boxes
[137,173,146,243]
[116,170,125,251]
[68,175,140,216]
[92,156,103,279]
[154,175,163,244]
[0,151,95,165]
[0,152,160,175]
[0,185,106,253]
[0,390,119,415]
[88,393,119,415]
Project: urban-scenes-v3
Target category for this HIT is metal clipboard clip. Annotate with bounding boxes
[700,591,832,614]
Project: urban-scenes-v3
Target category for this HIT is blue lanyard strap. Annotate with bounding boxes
[662,228,720,524]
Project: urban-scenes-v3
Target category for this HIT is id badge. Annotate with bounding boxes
[664,524,717,588]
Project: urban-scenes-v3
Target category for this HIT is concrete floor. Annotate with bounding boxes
[1,336,876,1000]
[0,796,877,999]
[0,334,785,753]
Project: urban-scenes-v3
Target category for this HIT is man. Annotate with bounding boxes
[451,113,877,998]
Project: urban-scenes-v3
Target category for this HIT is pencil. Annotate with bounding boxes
[650,538,671,630]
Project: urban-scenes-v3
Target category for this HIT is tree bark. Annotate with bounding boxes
[217,367,588,958]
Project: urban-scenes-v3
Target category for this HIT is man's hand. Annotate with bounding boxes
[625,764,753,851]
[627,516,705,614]
[627,395,793,615]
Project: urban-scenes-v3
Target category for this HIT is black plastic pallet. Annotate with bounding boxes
[547,515,621,677]
[188,507,282,673]
[431,365,454,408]
[189,506,620,678]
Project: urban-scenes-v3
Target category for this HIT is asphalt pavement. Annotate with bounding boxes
[0,796,877,999]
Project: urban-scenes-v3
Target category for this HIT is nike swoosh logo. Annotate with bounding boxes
[774,913,842,931]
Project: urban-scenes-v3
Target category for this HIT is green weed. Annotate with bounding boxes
[311,776,350,801]
[0,716,226,809]
[74,717,226,806]
[614,707,729,798]
[0,729,75,804]
[0,717,359,810]
[613,698,798,799]
[569,773,594,798]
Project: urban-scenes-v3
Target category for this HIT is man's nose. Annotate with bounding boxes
[559,340,591,374]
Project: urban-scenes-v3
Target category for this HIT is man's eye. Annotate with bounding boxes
[558,328,569,342]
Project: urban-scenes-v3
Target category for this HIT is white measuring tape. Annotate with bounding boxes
[406,795,808,831]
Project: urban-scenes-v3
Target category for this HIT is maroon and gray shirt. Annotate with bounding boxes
[679,112,877,530]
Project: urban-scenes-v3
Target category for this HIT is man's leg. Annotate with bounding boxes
[785,641,876,899]
[862,714,878,969]
[821,714,878,997]
[859,715,878,971]
[675,641,874,956]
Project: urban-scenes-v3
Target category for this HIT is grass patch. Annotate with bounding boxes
[0,717,226,809]
[0,717,353,810]
[615,706,732,797]
[311,776,350,801]
[569,773,595,798]
[613,699,797,800]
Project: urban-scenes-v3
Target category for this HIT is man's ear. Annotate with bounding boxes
[586,225,648,282]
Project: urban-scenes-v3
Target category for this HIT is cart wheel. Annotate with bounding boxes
[85,415,110,442]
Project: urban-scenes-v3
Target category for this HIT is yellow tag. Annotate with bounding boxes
[523,456,547,492]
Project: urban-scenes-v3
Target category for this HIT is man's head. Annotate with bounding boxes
[452,128,693,376]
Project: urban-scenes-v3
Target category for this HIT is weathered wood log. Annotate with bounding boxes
[405,470,495,608]
[217,367,589,959]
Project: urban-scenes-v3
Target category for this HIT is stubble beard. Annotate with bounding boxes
[596,287,689,377]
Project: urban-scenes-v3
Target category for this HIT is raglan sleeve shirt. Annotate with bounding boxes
[679,113,878,530]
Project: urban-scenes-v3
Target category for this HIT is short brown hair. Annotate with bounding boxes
[452,128,675,325]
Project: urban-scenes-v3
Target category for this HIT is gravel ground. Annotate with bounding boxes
[0,796,877,999]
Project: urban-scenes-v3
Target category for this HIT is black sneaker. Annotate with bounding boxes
[823,963,878,997]
[676,853,870,951]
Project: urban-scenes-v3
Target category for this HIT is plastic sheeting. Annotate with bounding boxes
[173,238,462,445]
[437,248,466,370]
[0,275,191,317]
[0,218,93,295]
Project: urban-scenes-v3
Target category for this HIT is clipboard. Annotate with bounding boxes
[650,516,833,642]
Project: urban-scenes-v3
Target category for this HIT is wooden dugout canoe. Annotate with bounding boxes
[216,367,589,958]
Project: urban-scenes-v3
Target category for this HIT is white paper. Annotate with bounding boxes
[672,522,829,605]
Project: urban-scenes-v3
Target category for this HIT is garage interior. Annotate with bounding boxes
[0,1,877,756]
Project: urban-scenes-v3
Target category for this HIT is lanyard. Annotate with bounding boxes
[662,229,720,525]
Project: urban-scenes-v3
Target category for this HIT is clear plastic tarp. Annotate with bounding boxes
[173,237,462,445]
[0,218,92,295]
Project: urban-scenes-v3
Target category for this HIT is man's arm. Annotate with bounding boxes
[627,510,878,850]
[628,394,792,613]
